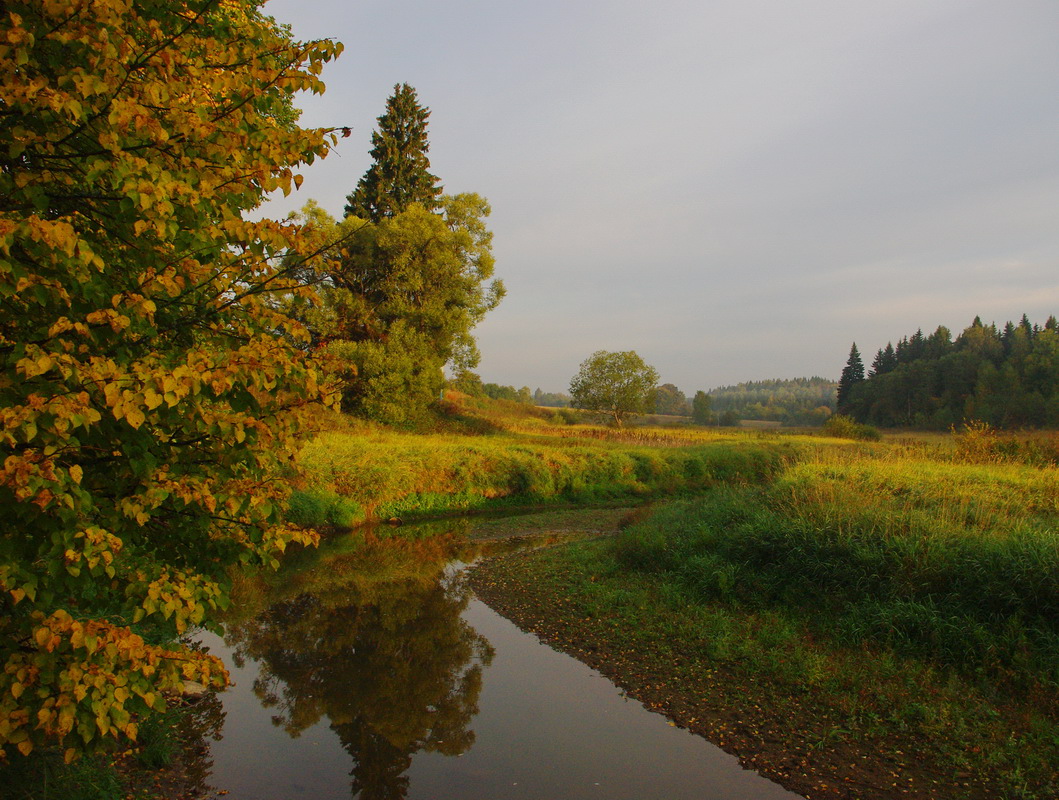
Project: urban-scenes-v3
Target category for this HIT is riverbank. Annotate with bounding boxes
[288,400,806,528]
[469,535,1050,800]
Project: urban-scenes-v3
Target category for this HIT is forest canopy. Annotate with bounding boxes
[843,315,1059,429]
[706,378,836,427]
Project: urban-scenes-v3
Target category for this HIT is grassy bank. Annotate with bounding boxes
[616,457,1059,693]
[289,418,801,526]
[471,435,1059,799]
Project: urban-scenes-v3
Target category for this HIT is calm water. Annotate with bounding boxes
[191,519,803,799]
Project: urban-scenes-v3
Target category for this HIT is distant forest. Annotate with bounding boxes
[842,314,1059,429]
[458,372,837,427]
[708,377,836,426]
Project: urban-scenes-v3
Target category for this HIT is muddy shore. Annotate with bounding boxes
[468,543,989,800]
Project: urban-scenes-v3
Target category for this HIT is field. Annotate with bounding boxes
[288,397,806,526]
[293,397,1059,799]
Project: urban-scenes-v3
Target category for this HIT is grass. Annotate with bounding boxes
[566,433,1058,797]
[0,703,189,800]
[291,418,802,526]
[474,539,1059,799]
[0,751,123,800]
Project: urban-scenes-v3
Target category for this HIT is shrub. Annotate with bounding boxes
[824,414,881,441]
[287,489,365,530]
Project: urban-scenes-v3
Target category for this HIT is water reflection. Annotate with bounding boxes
[202,517,801,800]
[221,527,494,799]
[170,690,226,796]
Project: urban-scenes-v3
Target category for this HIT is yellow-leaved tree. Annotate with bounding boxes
[0,0,343,760]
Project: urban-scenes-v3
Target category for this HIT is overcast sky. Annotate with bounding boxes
[261,0,1059,394]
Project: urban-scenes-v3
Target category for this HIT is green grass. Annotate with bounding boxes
[615,452,1059,690]
[484,538,1059,798]
[292,423,800,526]
[0,752,123,800]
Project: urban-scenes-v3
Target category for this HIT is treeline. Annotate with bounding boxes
[457,374,838,428]
[841,315,1059,429]
[708,377,836,426]
[451,373,572,406]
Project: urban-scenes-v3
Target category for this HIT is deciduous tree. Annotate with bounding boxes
[569,351,659,427]
[654,383,689,416]
[0,0,342,759]
[691,391,714,425]
[296,195,504,423]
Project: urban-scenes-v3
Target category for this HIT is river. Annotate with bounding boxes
[187,514,803,799]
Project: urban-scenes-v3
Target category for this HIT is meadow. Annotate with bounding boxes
[288,397,803,526]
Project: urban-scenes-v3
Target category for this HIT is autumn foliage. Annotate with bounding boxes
[0,0,342,759]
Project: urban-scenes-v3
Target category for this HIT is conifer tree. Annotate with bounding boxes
[870,343,898,377]
[837,343,865,413]
[345,83,443,222]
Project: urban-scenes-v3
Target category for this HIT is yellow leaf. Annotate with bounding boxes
[17,740,32,756]
[70,465,83,484]
[10,588,25,604]
[64,748,77,764]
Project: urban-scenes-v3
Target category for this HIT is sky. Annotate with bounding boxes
[260,0,1059,394]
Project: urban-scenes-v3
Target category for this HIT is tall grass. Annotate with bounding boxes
[615,450,1059,695]
[294,429,796,526]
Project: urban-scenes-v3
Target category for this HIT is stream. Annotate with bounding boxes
[187,514,803,799]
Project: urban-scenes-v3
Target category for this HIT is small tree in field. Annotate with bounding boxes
[569,351,659,427]
[654,383,689,416]
[691,390,714,425]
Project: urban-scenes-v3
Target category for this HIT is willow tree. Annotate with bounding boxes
[0,0,343,759]
[344,83,443,222]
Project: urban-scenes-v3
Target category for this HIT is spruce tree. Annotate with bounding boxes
[870,342,897,377]
[345,83,443,221]
[837,343,865,414]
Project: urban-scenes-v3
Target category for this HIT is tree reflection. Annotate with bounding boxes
[223,530,493,799]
